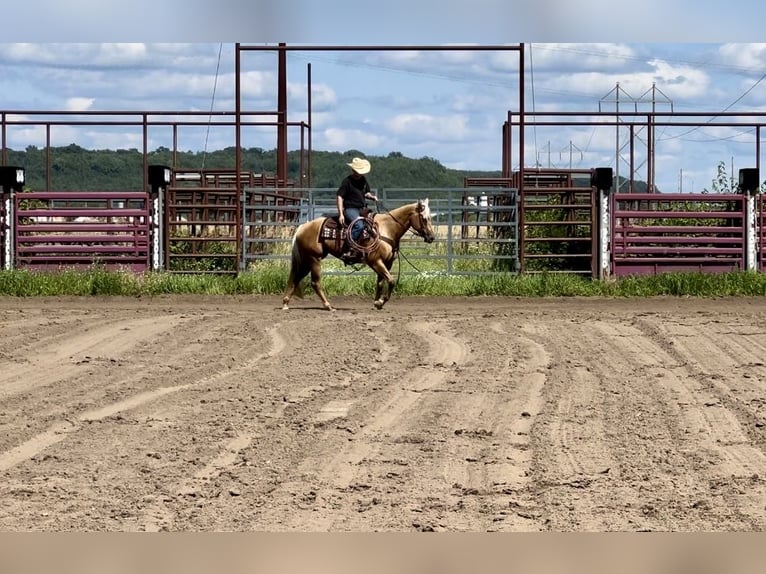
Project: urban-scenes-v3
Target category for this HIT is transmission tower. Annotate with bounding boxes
[600,82,673,192]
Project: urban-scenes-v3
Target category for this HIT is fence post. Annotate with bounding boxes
[1,166,25,271]
[598,188,612,279]
[240,189,247,272]
[745,190,757,272]
[446,190,453,274]
[148,165,171,272]
[2,190,11,270]
[592,167,614,280]
[739,168,760,272]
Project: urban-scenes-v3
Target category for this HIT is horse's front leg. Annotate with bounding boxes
[374,273,385,302]
[371,261,395,310]
[310,259,335,311]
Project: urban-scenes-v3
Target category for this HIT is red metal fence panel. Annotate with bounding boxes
[612,193,746,276]
[13,191,151,272]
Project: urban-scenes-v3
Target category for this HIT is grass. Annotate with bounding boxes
[3,264,766,298]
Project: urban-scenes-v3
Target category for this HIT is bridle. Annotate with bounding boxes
[383,202,430,240]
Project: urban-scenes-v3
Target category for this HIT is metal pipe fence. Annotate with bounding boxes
[241,187,519,275]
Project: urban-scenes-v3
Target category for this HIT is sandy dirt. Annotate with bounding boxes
[1,293,766,532]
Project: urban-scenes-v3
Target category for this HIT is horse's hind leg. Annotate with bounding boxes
[282,264,309,310]
[282,282,300,310]
[309,259,335,311]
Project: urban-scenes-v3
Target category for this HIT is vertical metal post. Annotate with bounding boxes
[307,62,313,190]
[5,190,14,270]
[446,191,453,274]
[598,187,611,279]
[277,43,288,184]
[151,191,164,271]
[746,190,757,271]
[513,190,520,272]
[240,189,247,272]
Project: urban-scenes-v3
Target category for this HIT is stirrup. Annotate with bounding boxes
[342,249,363,264]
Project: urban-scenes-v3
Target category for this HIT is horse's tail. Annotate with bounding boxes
[286,224,306,299]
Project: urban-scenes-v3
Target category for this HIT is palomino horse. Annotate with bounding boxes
[282,199,436,311]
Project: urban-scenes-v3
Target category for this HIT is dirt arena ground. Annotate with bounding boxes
[1,293,766,532]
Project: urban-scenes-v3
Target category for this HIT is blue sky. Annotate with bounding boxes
[3,3,766,193]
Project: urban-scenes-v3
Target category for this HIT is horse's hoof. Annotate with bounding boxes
[373,300,384,310]
[282,304,289,310]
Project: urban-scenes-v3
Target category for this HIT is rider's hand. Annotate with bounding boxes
[339,215,345,226]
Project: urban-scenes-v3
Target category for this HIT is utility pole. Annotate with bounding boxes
[563,141,583,169]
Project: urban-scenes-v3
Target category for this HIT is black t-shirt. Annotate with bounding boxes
[337,175,370,209]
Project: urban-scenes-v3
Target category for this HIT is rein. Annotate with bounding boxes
[375,201,429,275]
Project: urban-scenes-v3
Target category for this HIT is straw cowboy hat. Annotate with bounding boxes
[346,157,371,175]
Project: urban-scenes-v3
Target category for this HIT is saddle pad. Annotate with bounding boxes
[319,218,343,241]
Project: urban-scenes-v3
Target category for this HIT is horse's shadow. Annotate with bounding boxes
[276,305,355,312]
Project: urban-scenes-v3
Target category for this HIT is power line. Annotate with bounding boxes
[658,70,766,142]
[201,43,223,171]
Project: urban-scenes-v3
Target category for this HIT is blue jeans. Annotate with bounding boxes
[343,207,364,240]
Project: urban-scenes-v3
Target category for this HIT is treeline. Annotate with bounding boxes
[3,145,503,191]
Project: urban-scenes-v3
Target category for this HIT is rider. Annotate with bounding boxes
[336,156,378,261]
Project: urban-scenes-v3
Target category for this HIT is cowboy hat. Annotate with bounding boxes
[346,157,371,175]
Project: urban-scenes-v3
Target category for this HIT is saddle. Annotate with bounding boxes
[319,216,347,253]
[319,210,376,260]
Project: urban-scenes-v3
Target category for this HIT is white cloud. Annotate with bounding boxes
[536,58,711,107]
[320,128,386,151]
[386,114,471,142]
[718,43,766,70]
[288,83,337,111]
[65,98,95,111]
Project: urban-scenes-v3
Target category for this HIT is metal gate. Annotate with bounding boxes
[241,187,519,275]
[518,169,597,276]
[162,170,298,274]
[611,192,747,275]
[11,191,152,272]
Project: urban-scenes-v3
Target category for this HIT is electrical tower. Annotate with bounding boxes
[600,82,673,193]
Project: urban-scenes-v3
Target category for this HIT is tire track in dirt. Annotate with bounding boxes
[263,318,394,421]
[0,311,248,453]
[317,320,467,487]
[0,311,78,358]
[0,315,187,399]
[0,324,284,476]
[185,314,406,530]
[0,385,188,473]
[629,316,766,528]
[135,325,287,532]
[260,319,469,531]
[524,314,730,530]
[0,314,287,530]
[313,320,395,423]
[532,314,766,531]
[163,315,403,531]
[521,318,622,531]
[428,320,550,531]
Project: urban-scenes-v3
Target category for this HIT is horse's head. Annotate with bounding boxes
[413,198,436,243]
